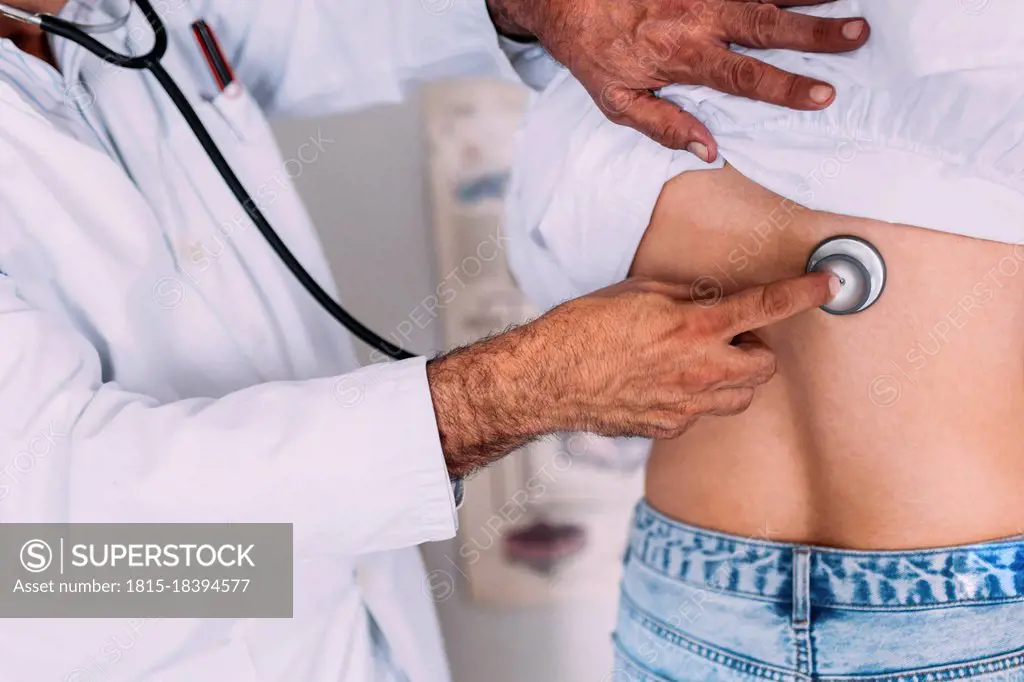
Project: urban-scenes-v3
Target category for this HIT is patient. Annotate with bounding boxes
[506,1,1024,679]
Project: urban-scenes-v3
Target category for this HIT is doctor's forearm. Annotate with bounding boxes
[426,324,552,478]
[427,274,836,478]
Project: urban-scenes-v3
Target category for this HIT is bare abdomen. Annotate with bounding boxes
[636,165,1024,549]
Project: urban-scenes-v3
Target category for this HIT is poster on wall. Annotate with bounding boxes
[422,79,648,607]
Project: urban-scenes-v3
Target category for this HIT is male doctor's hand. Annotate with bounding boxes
[428,272,837,478]
[487,0,869,158]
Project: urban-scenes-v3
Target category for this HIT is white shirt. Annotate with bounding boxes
[0,1,548,680]
[505,0,1024,310]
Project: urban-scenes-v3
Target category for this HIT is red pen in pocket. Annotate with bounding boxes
[191,20,236,93]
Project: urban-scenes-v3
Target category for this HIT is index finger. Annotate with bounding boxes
[714,271,837,336]
[692,50,836,110]
[720,4,870,53]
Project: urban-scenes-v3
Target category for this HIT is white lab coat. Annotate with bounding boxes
[0,1,549,680]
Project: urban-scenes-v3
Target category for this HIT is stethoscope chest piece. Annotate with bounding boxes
[806,236,886,315]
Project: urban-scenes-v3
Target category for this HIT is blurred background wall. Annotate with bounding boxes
[272,93,619,682]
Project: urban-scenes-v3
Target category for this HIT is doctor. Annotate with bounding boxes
[0,1,866,681]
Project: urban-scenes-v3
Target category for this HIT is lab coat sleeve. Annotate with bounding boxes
[194,0,556,118]
[0,264,457,554]
[0,109,455,554]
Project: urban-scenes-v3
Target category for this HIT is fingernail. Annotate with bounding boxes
[809,84,835,105]
[842,20,866,41]
[686,142,710,163]
[828,274,843,299]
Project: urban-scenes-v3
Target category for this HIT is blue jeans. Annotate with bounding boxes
[613,501,1024,682]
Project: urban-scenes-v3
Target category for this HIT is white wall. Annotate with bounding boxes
[272,99,617,682]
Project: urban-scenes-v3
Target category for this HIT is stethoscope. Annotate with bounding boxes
[806,235,886,315]
[0,0,417,359]
[0,1,888,361]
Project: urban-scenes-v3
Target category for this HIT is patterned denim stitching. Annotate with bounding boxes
[629,545,1024,609]
[618,587,802,682]
[612,635,675,682]
[632,505,1024,608]
[811,595,1024,611]
[794,635,811,678]
[818,648,1024,682]
[627,544,790,605]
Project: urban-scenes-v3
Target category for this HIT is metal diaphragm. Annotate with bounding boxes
[806,236,886,315]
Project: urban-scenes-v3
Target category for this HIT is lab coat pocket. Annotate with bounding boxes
[204,82,261,143]
[201,82,291,186]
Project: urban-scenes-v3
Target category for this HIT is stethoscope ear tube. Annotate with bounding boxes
[38,0,167,68]
[0,0,134,33]
[24,0,415,359]
[0,3,42,27]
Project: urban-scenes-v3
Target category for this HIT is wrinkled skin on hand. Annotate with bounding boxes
[428,271,837,478]
[527,273,835,440]
[488,0,869,157]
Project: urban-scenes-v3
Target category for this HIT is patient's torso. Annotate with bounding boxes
[638,165,1024,550]
[505,0,1024,548]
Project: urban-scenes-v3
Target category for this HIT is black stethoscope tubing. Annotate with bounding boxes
[34,0,415,360]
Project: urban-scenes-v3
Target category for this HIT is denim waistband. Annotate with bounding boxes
[629,500,1024,609]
